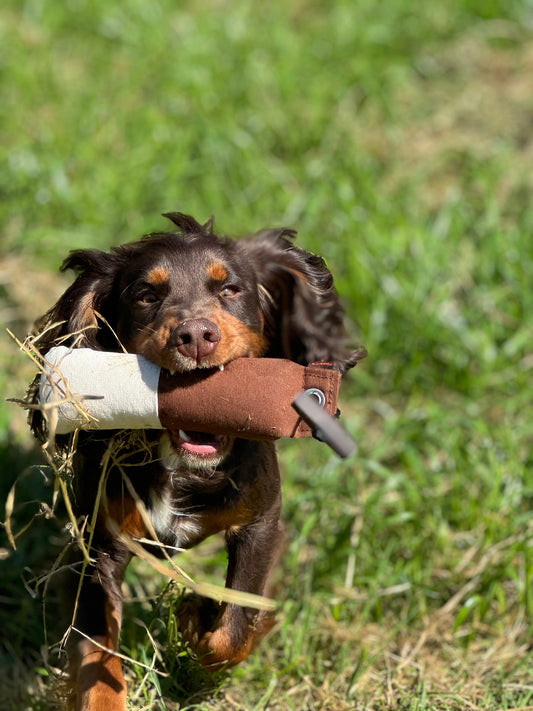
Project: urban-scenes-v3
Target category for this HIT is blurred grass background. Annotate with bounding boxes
[1,0,533,709]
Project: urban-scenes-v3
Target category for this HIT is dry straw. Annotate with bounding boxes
[6,325,276,679]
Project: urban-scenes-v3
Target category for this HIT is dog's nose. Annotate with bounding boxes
[170,319,221,363]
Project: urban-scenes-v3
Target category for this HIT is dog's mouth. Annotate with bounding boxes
[164,428,232,468]
[164,362,226,375]
[174,429,228,456]
[158,362,236,466]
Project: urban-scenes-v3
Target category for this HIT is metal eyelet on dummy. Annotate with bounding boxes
[303,388,326,408]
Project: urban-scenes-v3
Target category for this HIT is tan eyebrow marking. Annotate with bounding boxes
[147,266,170,284]
[207,261,229,282]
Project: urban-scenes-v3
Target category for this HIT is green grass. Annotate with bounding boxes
[1,0,533,708]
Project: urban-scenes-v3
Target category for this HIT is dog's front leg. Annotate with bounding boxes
[69,546,130,711]
[198,513,283,668]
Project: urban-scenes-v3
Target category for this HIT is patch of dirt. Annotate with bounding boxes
[0,255,67,336]
[0,255,68,435]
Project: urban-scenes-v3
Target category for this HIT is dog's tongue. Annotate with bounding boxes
[177,429,223,455]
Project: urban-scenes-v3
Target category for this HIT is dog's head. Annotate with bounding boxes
[36,212,361,374]
[32,213,363,465]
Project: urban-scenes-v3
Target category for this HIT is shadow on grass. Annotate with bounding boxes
[1,440,228,709]
[0,438,69,709]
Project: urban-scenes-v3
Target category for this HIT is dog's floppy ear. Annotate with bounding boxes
[239,229,364,373]
[33,249,126,352]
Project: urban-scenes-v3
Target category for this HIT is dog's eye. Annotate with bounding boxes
[137,291,159,305]
[219,284,240,298]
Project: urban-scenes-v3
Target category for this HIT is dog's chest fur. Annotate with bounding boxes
[75,430,272,553]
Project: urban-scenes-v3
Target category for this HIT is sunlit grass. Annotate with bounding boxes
[1,0,533,709]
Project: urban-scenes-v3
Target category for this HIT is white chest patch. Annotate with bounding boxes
[148,487,174,539]
[148,487,204,550]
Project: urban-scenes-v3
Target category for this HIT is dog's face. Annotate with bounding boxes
[115,236,266,374]
[33,212,360,466]
[114,235,268,467]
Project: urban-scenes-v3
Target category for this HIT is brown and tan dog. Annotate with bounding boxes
[29,212,360,710]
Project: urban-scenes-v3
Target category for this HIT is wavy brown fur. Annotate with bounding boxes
[27,212,365,711]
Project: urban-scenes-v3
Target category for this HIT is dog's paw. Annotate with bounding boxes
[175,594,220,648]
[196,627,254,670]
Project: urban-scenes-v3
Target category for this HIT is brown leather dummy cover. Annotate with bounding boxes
[158,358,341,440]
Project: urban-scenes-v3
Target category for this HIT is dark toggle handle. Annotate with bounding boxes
[292,390,357,458]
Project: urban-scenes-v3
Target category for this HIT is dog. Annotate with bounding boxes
[28,212,362,710]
